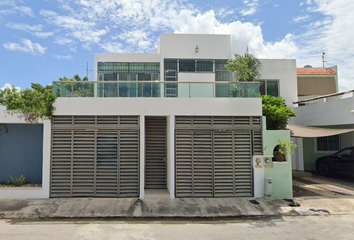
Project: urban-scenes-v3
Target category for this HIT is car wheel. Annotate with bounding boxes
[318,163,331,177]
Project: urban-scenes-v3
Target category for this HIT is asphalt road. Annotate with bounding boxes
[1,215,354,240]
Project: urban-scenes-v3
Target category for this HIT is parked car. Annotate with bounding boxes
[316,146,354,176]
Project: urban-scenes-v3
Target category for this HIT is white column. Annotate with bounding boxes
[167,115,175,199]
[297,138,304,171]
[291,137,304,171]
[42,119,51,198]
[139,115,145,199]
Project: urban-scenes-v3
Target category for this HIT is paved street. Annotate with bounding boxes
[1,215,354,240]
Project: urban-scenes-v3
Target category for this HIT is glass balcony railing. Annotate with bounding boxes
[52,81,261,98]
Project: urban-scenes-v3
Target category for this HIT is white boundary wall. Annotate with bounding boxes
[0,104,51,199]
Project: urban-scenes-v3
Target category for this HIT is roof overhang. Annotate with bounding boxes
[286,124,354,138]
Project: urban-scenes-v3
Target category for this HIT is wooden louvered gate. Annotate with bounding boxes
[51,116,139,198]
[145,117,167,189]
[175,116,262,198]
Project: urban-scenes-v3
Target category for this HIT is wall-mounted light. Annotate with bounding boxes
[195,45,199,53]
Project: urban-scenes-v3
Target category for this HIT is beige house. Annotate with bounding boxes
[297,66,338,101]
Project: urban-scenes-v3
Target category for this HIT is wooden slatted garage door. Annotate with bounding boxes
[51,116,139,198]
[175,116,262,198]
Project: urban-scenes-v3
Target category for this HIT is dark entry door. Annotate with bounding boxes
[145,116,167,189]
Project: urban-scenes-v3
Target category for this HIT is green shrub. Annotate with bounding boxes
[9,175,26,186]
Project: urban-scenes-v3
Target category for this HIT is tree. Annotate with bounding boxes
[225,48,262,82]
[0,83,56,123]
[55,74,93,97]
[262,95,296,130]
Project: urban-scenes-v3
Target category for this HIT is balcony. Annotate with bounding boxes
[52,81,261,98]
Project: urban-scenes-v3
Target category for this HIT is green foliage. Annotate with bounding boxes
[0,83,56,123]
[55,74,93,97]
[276,138,297,158]
[9,175,26,186]
[225,48,262,82]
[262,95,296,130]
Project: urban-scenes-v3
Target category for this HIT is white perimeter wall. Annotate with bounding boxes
[0,104,51,199]
[294,97,354,126]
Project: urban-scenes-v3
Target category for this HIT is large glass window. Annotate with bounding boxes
[260,80,279,97]
[196,60,213,72]
[98,62,160,76]
[164,59,177,70]
[179,60,195,72]
[215,60,228,71]
[317,135,340,151]
[215,60,231,97]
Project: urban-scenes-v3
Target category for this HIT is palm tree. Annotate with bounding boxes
[225,48,262,82]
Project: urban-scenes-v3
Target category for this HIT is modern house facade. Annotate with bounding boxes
[1,34,297,199]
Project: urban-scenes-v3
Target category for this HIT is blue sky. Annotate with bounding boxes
[1,0,353,91]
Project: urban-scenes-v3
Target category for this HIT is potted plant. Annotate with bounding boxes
[273,138,297,162]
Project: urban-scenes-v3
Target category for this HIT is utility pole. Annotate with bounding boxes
[86,62,92,80]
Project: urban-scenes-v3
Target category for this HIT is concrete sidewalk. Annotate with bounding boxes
[2,196,354,219]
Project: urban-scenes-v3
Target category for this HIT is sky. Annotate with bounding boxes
[0,0,353,92]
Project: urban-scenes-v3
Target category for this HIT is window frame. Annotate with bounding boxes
[315,135,341,153]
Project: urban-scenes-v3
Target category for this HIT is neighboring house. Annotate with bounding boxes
[290,64,354,172]
[292,90,354,171]
[289,65,340,171]
[297,65,338,101]
[1,34,297,199]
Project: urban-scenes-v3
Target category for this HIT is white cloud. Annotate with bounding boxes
[40,9,109,47]
[172,10,298,59]
[32,32,55,38]
[3,39,47,55]
[5,22,42,31]
[5,22,54,38]
[240,0,260,16]
[54,55,72,60]
[293,15,310,22]
[217,8,235,18]
[54,37,74,45]
[1,83,21,91]
[14,6,35,17]
[0,2,35,17]
[99,42,123,53]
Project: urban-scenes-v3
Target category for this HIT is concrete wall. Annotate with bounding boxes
[53,98,262,116]
[294,96,354,126]
[0,124,43,183]
[158,34,231,60]
[0,104,51,199]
